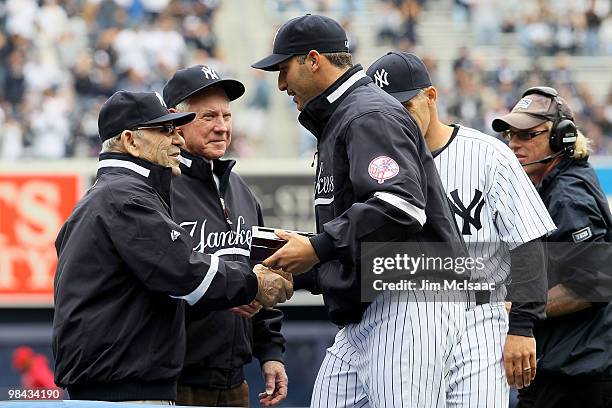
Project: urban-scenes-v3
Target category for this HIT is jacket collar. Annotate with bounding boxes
[178,149,236,193]
[97,152,173,205]
[539,156,589,192]
[298,64,370,138]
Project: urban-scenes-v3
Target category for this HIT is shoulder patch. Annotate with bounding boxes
[170,229,181,241]
[368,156,399,184]
[572,226,592,242]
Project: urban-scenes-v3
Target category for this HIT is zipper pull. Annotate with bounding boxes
[311,151,319,168]
[220,197,233,227]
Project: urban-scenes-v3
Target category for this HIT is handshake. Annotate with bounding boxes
[253,264,294,308]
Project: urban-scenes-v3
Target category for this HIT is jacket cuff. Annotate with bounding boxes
[508,312,535,337]
[309,232,336,263]
[255,343,285,366]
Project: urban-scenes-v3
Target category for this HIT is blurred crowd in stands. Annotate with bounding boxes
[374,0,612,55]
[0,0,611,159]
[0,0,222,159]
[372,0,612,155]
[428,48,612,155]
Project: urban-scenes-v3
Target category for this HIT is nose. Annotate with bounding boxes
[172,130,185,148]
[278,72,287,92]
[213,117,228,133]
[507,136,520,151]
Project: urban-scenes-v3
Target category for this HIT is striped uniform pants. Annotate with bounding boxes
[447,302,509,408]
[310,290,467,408]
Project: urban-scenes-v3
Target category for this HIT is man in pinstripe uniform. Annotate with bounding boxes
[368,52,555,407]
[252,15,469,408]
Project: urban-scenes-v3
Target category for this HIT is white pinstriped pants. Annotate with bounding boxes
[446,302,509,408]
[310,291,467,408]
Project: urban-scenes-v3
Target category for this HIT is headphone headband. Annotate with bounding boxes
[522,86,559,99]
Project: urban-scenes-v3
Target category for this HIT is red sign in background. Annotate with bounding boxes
[0,174,81,306]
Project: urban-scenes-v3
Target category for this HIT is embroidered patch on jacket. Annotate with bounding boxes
[368,156,399,184]
[572,226,592,242]
[170,230,181,241]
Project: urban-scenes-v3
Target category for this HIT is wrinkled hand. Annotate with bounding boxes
[258,361,288,407]
[230,300,263,318]
[254,264,294,308]
[503,334,537,389]
[262,230,319,275]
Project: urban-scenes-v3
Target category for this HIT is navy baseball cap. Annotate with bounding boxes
[163,65,245,108]
[251,14,349,71]
[366,52,432,103]
[98,91,195,142]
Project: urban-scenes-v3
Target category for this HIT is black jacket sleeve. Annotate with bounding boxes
[508,238,547,337]
[310,111,429,264]
[250,199,286,364]
[111,195,258,310]
[252,308,285,365]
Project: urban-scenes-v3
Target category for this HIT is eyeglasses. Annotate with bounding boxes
[501,129,548,141]
[134,123,176,136]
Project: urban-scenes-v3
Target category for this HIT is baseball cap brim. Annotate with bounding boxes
[251,53,293,71]
[181,79,246,105]
[140,111,196,127]
[492,113,547,132]
[387,89,421,104]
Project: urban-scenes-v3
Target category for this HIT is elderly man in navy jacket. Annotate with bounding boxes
[53,91,293,403]
[163,66,287,407]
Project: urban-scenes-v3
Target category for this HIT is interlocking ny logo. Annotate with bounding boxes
[449,189,485,235]
[201,66,219,80]
[374,69,389,88]
[155,91,167,108]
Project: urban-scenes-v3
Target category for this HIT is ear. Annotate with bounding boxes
[168,107,177,113]
[426,86,437,105]
[120,130,141,158]
[307,50,321,71]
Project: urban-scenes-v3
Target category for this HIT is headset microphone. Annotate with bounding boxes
[520,150,565,167]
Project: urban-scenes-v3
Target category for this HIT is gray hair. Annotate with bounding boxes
[100,133,123,153]
[175,100,191,112]
[100,130,145,153]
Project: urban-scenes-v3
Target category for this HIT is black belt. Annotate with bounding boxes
[474,290,491,306]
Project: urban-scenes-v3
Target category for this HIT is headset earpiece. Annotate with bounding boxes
[521,86,577,154]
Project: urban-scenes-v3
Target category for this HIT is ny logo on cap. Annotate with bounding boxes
[374,69,389,88]
[201,66,219,80]
[272,27,281,47]
[155,91,167,108]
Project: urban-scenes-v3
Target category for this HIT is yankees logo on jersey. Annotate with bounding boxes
[448,188,485,235]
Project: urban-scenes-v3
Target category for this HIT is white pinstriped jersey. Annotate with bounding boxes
[432,125,556,284]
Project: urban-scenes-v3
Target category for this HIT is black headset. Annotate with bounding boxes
[521,86,577,155]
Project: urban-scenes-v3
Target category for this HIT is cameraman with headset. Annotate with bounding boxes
[493,87,612,407]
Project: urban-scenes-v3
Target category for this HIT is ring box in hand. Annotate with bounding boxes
[250,226,315,262]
